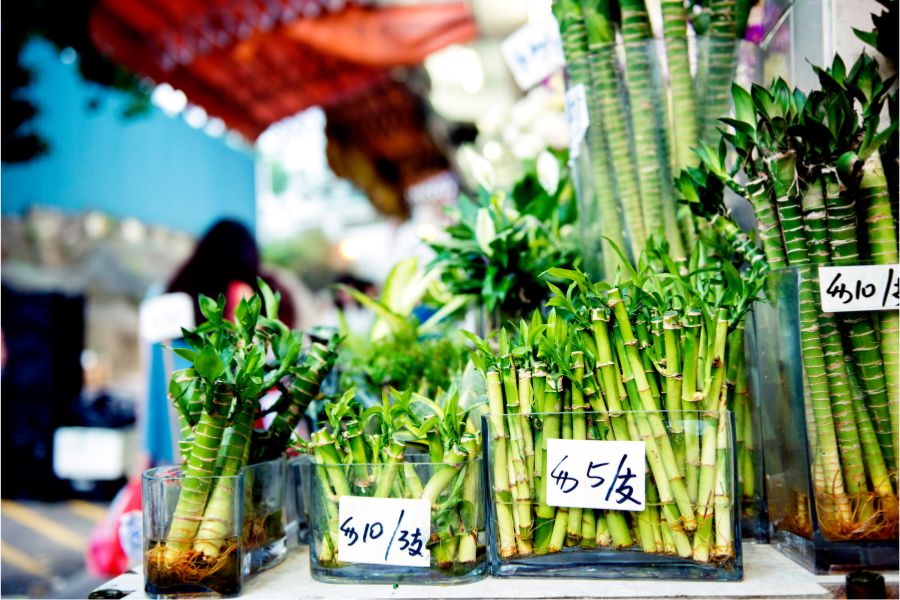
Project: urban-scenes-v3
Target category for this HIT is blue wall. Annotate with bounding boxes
[2,40,256,237]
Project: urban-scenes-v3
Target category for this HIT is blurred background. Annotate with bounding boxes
[0,0,878,597]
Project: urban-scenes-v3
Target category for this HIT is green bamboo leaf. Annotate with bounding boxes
[731,83,755,127]
[475,208,496,257]
[459,330,490,356]
[198,295,222,323]
[381,257,431,317]
[602,236,639,283]
[337,285,409,340]
[172,347,197,363]
[542,267,591,289]
[257,277,281,319]
[854,28,878,48]
[194,346,225,382]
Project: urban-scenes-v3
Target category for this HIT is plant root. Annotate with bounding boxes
[147,542,238,585]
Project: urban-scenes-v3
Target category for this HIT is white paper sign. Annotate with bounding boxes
[501,19,565,90]
[337,496,431,567]
[546,439,646,511]
[819,265,900,312]
[138,292,195,343]
[565,84,589,159]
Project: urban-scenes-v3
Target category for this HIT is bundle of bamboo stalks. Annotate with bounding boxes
[681,53,899,540]
[466,247,760,565]
[554,0,750,276]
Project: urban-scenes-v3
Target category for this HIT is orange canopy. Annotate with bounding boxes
[89,0,477,140]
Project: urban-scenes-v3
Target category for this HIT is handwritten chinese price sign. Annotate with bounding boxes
[337,496,430,567]
[565,84,589,159]
[545,439,646,511]
[819,265,900,312]
[500,19,566,91]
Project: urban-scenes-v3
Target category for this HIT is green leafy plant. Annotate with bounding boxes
[466,242,760,563]
[309,386,484,572]
[428,161,577,329]
[683,51,899,539]
[148,281,340,587]
[336,257,467,398]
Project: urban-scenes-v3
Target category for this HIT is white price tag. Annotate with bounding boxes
[818,265,900,312]
[337,497,431,567]
[565,85,589,159]
[546,439,646,511]
[500,19,565,91]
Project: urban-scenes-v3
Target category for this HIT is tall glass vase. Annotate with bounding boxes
[143,466,244,598]
[755,267,898,573]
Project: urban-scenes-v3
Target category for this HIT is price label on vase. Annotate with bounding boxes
[500,18,565,91]
[337,496,431,567]
[545,439,646,511]
[565,84,589,159]
[818,265,900,312]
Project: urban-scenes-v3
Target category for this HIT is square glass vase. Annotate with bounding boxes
[242,458,288,577]
[755,267,898,574]
[309,454,488,584]
[287,454,313,546]
[142,466,245,598]
[482,410,743,580]
[738,308,769,543]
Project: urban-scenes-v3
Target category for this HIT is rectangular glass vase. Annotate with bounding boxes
[755,267,898,573]
[242,458,288,577]
[309,454,488,584]
[286,454,313,547]
[482,410,742,580]
[142,466,244,598]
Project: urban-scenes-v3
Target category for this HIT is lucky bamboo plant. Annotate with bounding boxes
[147,283,340,589]
[684,52,899,539]
[308,386,484,574]
[428,160,577,331]
[465,245,760,565]
[553,0,751,272]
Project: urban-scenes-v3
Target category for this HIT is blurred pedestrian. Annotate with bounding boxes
[166,218,295,327]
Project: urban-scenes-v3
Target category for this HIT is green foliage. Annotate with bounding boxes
[170,279,341,462]
[428,159,578,326]
[335,257,467,399]
[342,330,465,399]
[461,234,763,383]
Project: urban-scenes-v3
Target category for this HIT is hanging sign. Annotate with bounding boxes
[818,265,900,312]
[545,439,646,511]
[501,19,566,91]
[565,84,589,159]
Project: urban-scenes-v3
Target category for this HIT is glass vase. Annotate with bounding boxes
[736,308,769,542]
[482,410,742,580]
[287,454,313,546]
[242,458,287,576]
[309,454,487,584]
[755,267,898,573]
[142,466,244,598]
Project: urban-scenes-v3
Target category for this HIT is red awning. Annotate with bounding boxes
[89,0,477,140]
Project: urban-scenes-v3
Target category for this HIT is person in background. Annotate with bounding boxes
[166,218,295,327]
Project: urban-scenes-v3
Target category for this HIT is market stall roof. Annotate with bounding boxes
[89,0,477,140]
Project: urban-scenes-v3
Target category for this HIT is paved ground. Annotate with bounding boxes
[1,500,109,598]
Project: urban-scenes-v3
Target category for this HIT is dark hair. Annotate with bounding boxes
[167,219,260,322]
